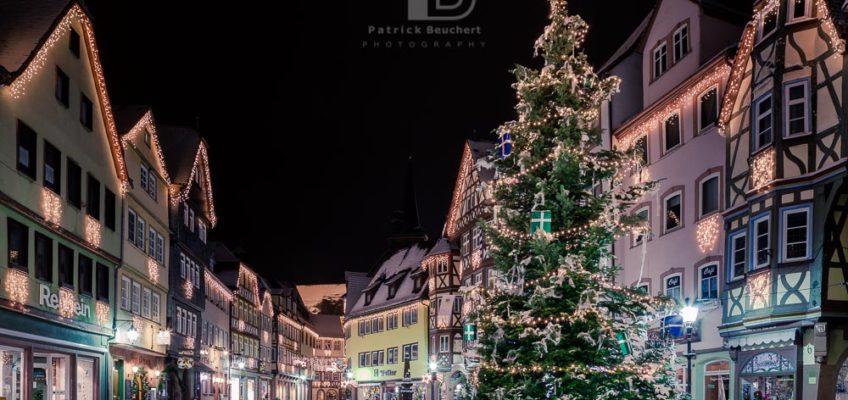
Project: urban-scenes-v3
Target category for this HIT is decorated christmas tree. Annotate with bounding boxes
[469,1,681,399]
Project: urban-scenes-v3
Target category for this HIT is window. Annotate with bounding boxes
[784,80,810,136]
[359,353,368,367]
[752,215,771,269]
[35,232,53,282]
[17,121,37,179]
[55,67,69,107]
[67,159,82,208]
[86,174,100,219]
[653,42,668,79]
[782,207,811,261]
[788,0,810,22]
[189,209,195,232]
[132,281,141,314]
[632,207,649,246]
[473,272,483,286]
[699,264,719,300]
[665,274,681,301]
[58,244,74,288]
[41,141,63,195]
[387,312,398,330]
[148,228,156,258]
[104,188,116,231]
[635,282,650,294]
[704,361,730,400]
[700,175,720,217]
[634,135,648,165]
[182,202,189,226]
[7,218,29,270]
[135,216,145,250]
[148,173,157,201]
[152,292,160,321]
[144,130,151,147]
[80,93,93,130]
[729,232,747,280]
[699,88,719,130]
[437,259,449,274]
[96,262,108,300]
[402,343,418,360]
[754,95,773,151]
[761,8,777,38]
[155,234,164,264]
[664,192,682,232]
[387,347,397,364]
[121,276,131,310]
[69,29,80,57]
[142,287,151,318]
[198,220,207,243]
[79,255,92,295]
[672,24,689,62]
[664,113,681,152]
[440,335,450,353]
[180,253,186,278]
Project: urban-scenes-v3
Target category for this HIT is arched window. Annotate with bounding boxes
[703,360,729,400]
[318,389,326,400]
[740,352,794,400]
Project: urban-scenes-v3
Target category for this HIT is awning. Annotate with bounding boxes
[724,328,797,351]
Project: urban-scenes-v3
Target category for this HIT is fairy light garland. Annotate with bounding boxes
[96,301,110,324]
[59,287,77,318]
[5,4,129,192]
[696,214,721,253]
[84,215,102,248]
[206,273,234,302]
[41,188,63,226]
[5,269,29,307]
[147,258,160,285]
[238,264,261,308]
[617,64,731,149]
[479,361,654,377]
[751,148,776,190]
[183,279,194,300]
[121,110,173,184]
[170,142,217,227]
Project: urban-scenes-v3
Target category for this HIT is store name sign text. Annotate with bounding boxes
[39,284,91,318]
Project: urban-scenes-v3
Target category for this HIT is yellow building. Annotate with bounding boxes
[344,244,431,400]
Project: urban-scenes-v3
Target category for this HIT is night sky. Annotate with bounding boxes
[85,0,656,284]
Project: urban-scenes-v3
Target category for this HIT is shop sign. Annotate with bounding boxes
[39,284,91,318]
[373,369,398,377]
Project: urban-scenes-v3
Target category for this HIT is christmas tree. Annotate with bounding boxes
[470,1,680,399]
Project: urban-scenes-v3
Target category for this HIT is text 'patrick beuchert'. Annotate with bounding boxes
[367,25,483,35]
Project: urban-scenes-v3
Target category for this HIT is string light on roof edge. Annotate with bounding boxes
[170,143,217,227]
[122,110,173,184]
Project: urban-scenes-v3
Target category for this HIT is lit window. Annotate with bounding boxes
[635,282,649,294]
[440,335,450,353]
[634,135,648,165]
[782,207,811,261]
[664,192,682,232]
[664,274,681,301]
[754,94,773,151]
[784,80,810,136]
[632,207,649,246]
[653,42,668,79]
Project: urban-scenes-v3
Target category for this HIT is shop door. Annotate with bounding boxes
[0,347,23,400]
[32,355,70,400]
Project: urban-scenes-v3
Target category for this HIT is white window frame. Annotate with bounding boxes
[148,227,156,257]
[751,214,771,270]
[635,282,650,294]
[698,263,719,300]
[131,281,141,314]
[664,191,683,233]
[787,0,812,22]
[663,112,682,153]
[136,216,146,250]
[781,206,812,262]
[783,79,811,137]
[127,209,137,244]
[439,335,450,353]
[664,273,682,301]
[698,86,719,131]
[653,41,668,79]
[754,93,773,151]
[152,292,160,322]
[699,173,721,218]
[142,287,151,319]
[436,259,449,274]
[729,231,747,281]
[672,24,689,63]
[155,233,164,264]
[140,165,148,193]
[121,276,131,310]
[632,206,650,247]
[180,253,186,279]
[198,220,207,243]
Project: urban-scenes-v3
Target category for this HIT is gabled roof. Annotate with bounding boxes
[115,106,173,185]
[0,0,129,191]
[444,139,495,239]
[598,11,654,73]
[348,243,430,318]
[157,125,217,226]
[424,237,454,258]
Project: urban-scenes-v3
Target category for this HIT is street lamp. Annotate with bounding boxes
[126,326,140,343]
[681,299,700,395]
[428,362,438,400]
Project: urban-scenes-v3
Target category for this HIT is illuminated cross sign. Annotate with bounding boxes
[463,323,476,341]
[530,210,552,234]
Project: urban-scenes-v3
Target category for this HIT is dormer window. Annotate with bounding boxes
[789,0,811,22]
[69,29,80,57]
[652,41,668,79]
[387,285,397,299]
[413,275,425,292]
[364,292,373,306]
[436,259,449,274]
[672,24,689,63]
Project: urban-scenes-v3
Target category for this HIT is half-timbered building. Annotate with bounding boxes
[718,0,848,398]
[424,238,462,400]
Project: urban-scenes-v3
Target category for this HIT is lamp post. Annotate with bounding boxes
[681,299,700,396]
[428,362,437,400]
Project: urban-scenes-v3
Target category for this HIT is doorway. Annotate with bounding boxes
[32,354,70,400]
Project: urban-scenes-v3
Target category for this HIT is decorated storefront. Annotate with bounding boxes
[737,350,796,400]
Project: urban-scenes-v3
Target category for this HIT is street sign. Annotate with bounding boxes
[463,323,477,341]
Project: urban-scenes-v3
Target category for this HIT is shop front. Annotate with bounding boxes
[355,380,426,400]
[737,350,796,400]
[110,345,166,400]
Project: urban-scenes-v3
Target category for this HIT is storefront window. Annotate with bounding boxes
[0,348,23,400]
[33,354,70,400]
[76,358,95,400]
[740,352,795,400]
[704,360,729,400]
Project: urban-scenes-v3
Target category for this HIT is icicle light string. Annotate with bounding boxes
[121,110,173,185]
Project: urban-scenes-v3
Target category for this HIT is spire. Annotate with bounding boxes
[387,155,428,250]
